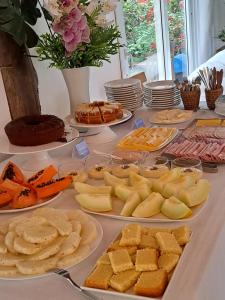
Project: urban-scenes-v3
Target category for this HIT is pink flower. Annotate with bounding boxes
[69,7,82,23]
[76,16,87,31]
[63,29,75,42]
[61,0,71,7]
[65,30,82,52]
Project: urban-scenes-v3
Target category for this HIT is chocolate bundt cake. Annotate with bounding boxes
[5,115,65,146]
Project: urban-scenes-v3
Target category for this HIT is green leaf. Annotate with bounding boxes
[0,0,9,8]
[21,0,41,25]
[0,14,25,46]
[11,0,20,9]
[0,7,15,24]
[25,23,39,47]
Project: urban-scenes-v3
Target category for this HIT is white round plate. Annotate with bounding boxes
[0,192,62,214]
[0,211,103,280]
[215,108,225,117]
[144,80,175,90]
[0,128,79,155]
[150,112,193,124]
[68,109,132,128]
[104,79,141,88]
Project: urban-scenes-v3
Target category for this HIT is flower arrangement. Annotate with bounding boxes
[37,0,121,68]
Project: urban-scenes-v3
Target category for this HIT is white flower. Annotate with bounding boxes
[96,13,114,27]
[85,0,98,16]
[101,0,117,13]
[44,0,62,17]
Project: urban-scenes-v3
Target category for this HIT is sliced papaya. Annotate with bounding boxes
[1,161,24,183]
[35,176,72,199]
[11,187,37,209]
[27,165,57,187]
[0,179,24,197]
[0,191,12,207]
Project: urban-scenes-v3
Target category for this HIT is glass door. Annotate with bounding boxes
[116,0,188,81]
[116,0,159,80]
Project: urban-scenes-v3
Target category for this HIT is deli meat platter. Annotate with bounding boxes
[162,118,225,163]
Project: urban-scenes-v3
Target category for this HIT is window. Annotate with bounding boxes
[116,0,188,81]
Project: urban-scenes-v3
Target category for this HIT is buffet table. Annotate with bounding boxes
[1,107,225,300]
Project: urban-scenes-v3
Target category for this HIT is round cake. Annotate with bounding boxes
[75,101,123,124]
[5,115,65,146]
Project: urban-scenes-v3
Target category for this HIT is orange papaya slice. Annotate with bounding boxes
[35,176,72,199]
[11,187,37,209]
[1,161,24,183]
[0,191,12,207]
[27,165,57,187]
[0,179,24,197]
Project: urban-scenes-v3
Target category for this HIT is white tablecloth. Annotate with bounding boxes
[1,107,225,300]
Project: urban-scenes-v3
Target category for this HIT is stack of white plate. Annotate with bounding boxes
[143,80,181,109]
[104,78,143,111]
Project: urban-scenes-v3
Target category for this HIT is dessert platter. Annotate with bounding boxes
[151,109,193,125]
[0,208,103,279]
[72,161,210,222]
[68,101,132,128]
[83,223,191,299]
[117,127,179,151]
[0,162,71,213]
[163,118,225,163]
[0,114,79,171]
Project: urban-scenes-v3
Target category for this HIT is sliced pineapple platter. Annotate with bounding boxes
[73,167,210,221]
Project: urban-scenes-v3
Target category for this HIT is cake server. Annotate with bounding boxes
[52,268,99,300]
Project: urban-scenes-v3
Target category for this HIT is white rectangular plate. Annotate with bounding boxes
[81,223,193,299]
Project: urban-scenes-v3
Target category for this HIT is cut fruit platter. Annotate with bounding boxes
[73,165,210,222]
[0,162,72,212]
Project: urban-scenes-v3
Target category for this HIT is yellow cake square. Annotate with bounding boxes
[108,249,134,273]
[155,232,182,255]
[135,248,158,271]
[85,264,113,290]
[172,226,190,246]
[110,269,140,292]
[119,224,142,246]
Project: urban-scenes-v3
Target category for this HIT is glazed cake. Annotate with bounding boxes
[75,101,123,124]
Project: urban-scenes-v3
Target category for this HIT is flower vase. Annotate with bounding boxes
[62,67,90,115]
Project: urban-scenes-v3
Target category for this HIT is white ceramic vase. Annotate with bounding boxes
[62,66,90,114]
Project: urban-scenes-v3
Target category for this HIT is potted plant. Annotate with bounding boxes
[0,0,49,119]
[36,0,121,114]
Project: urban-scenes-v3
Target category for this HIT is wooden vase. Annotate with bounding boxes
[0,32,41,120]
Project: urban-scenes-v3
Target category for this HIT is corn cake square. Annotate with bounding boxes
[155,232,182,255]
[135,248,158,271]
[172,226,190,246]
[96,253,110,266]
[158,253,179,273]
[110,269,140,292]
[139,233,159,249]
[84,264,113,289]
[119,224,141,246]
[134,269,168,297]
[142,227,172,235]
[107,240,137,255]
[108,249,134,273]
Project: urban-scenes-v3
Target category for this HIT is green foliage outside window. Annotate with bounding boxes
[122,0,185,62]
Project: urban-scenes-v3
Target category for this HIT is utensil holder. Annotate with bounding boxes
[180,89,200,111]
[205,87,223,110]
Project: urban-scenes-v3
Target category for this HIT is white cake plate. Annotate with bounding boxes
[0,128,79,172]
[67,109,133,129]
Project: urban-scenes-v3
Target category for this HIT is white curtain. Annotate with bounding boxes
[187,0,225,73]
